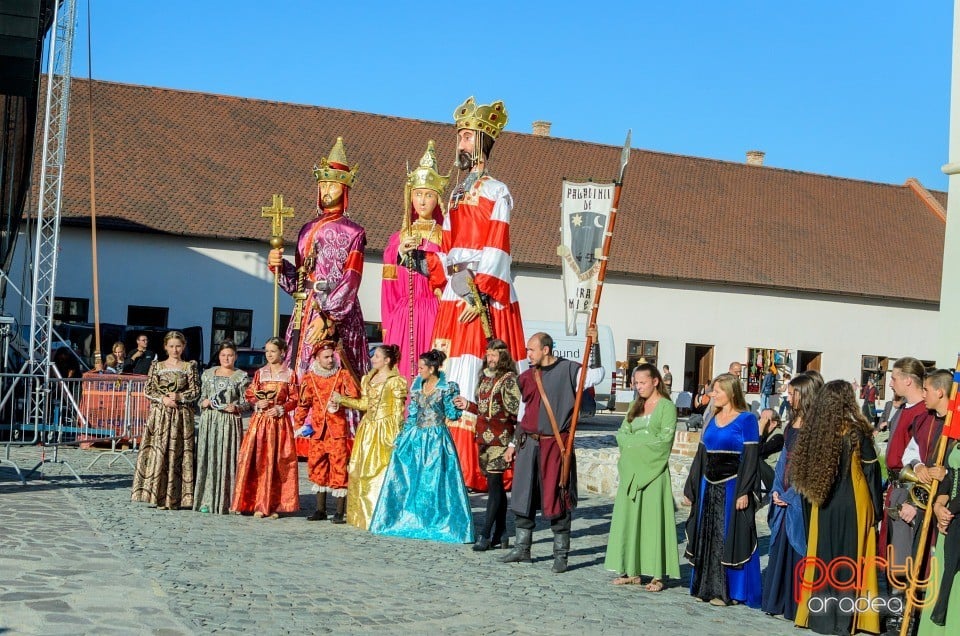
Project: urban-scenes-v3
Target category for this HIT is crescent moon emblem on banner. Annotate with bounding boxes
[593,216,604,228]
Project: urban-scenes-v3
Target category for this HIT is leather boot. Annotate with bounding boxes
[500,528,532,563]
[307,492,327,521]
[472,536,492,552]
[551,531,570,573]
[331,496,346,524]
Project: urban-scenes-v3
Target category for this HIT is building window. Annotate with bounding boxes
[53,297,88,324]
[127,305,168,328]
[365,322,383,344]
[745,348,791,393]
[861,355,890,401]
[626,339,658,373]
[211,308,253,356]
[797,350,822,373]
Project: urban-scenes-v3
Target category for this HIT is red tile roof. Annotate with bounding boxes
[55,79,945,304]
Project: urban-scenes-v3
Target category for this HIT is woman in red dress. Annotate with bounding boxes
[231,337,300,518]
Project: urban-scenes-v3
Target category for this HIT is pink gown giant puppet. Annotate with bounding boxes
[381,141,449,379]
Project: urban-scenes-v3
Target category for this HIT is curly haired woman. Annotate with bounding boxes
[792,380,883,635]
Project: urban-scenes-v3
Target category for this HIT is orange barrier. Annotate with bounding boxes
[78,372,149,468]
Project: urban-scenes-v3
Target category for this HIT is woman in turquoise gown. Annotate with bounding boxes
[369,349,475,544]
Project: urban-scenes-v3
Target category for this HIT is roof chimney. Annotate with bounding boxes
[532,120,552,137]
[746,150,765,166]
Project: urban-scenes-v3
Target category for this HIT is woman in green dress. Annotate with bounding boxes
[604,363,680,591]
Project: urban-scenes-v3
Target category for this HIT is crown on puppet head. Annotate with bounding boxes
[313,137,359,188]
[454,97,508,140]
[407,140,450,196]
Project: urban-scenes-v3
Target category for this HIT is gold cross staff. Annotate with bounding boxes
[262,194,295,337]
[262,194,295,244]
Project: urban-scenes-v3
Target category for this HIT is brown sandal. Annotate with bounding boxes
[644,579,665,592]
[612,575,642,585]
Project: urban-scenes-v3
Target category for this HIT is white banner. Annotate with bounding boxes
[558,180,614,336]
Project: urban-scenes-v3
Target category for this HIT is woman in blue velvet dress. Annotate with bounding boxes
[684,372,762,608]
[369,349,475,544]
[762,373,821,619]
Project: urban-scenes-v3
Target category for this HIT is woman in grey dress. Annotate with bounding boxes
[194,340,250,514]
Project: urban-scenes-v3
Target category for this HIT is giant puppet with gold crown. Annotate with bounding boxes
[400,97,526,492]
[268,137,370,381]
[381,140,450,379]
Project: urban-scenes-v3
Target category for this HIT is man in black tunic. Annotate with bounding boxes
[501,329,603,573]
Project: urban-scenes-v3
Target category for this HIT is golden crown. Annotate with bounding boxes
[313,137,359,188]
[454,96,508,140]
[406,140,450,195]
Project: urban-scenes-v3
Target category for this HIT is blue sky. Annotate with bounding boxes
[72,1,953,189]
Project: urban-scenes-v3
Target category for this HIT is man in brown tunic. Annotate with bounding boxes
[501,329,603,573]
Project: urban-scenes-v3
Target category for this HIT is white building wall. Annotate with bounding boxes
[4,227,940,387]
[939,1,960,368]
[512,269,939,392]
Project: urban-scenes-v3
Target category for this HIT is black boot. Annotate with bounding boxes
[551,531,570,573]
[331,496,346,524]
[500,528,532,563]
[307,492,327,521]
[472,536,492,551]
[487,473,508,548]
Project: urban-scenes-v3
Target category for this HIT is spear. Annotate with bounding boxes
[900,355,960,635]
[560,130,631,492]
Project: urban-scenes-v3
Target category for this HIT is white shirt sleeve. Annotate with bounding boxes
[902,437,922,469]
[580,365,605,389]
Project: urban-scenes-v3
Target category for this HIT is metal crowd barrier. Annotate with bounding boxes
[78,373,149,470]
[0,371,149,484]
[0,371,43,484]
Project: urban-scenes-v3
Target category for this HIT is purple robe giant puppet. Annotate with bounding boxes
[270,137,370,380]
[381,140,449,378]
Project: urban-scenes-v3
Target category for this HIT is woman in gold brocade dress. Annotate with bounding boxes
[132,331,200,510]
[335,344,408,529]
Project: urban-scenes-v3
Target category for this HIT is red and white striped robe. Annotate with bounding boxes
[427,174,526,491]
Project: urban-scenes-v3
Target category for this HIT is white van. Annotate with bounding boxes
[522,320,616,412]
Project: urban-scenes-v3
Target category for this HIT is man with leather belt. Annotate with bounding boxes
[267,137,370,379]
[882,357,931,633]
[454,339,521,551]
[501,329,604,573]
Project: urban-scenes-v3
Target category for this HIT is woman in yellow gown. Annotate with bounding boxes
[335,344,408,529]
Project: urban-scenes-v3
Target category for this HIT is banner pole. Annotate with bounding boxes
[560,131,631,490]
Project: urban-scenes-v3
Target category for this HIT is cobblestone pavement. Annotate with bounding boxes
[0,444,794,635]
